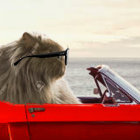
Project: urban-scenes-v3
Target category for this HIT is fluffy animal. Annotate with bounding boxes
[0,32,81,104]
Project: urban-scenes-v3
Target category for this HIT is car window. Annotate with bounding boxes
[105,79,131,103]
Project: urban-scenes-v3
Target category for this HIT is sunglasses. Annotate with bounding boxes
[14,48,69,66]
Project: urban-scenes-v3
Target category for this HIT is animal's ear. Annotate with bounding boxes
[22,32,35,48]
[22,32,33,40]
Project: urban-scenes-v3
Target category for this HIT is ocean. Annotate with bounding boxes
[65,58,140,97]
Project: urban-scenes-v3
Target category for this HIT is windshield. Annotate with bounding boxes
[99,66,140,103]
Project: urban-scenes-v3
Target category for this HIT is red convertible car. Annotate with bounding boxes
[1,65,140,140]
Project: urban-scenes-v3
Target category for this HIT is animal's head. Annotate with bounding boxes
[12,32,66,82]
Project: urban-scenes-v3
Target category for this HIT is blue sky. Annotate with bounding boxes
[0,0,140,57]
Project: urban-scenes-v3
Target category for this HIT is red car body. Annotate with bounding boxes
[0,65,140,140]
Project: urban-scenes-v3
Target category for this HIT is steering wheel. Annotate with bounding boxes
[102,90,117,104]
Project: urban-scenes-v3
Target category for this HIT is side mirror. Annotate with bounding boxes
[93,88,99,94]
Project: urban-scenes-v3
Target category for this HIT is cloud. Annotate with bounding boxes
[68,36,140,57]
[72,36,140,49]
[103,36,140,48]
[0,0,140,57]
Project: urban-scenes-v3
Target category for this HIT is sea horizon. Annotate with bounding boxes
[65,57,140,96]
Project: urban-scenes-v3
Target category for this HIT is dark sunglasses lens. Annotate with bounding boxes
[65,49,69,65]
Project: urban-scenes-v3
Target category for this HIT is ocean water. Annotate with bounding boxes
[65,58,140,97]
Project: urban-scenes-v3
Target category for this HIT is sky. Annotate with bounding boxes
[0,0,140,57]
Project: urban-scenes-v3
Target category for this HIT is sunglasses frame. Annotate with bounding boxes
[14,48,69,66]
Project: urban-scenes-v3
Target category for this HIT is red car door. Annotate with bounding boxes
[26,103,140,140]
[0,102,29,140]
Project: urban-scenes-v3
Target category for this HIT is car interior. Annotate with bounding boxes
[78,74,132,104]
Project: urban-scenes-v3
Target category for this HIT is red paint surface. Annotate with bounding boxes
[26,104,140,121]
[8,123,30,140]
[0,101,29,140]
[26,104,140,140]
[27,122,140,140]
[1,101,140,140]
[0,101,26,123]
[0,124,9,140]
